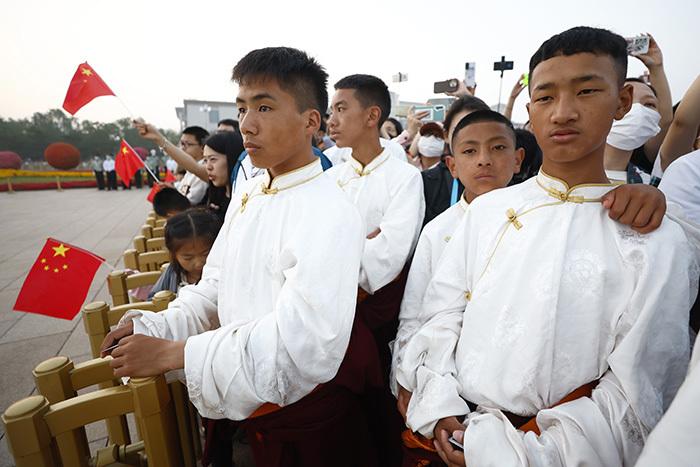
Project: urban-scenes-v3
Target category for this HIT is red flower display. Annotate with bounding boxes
[44,142,81,170]
[0,151,22,169]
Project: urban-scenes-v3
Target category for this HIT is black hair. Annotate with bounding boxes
[231,47,329,115]
[203,131,245,219]
[511,129,542,185]
[153,187,191,217]
[164,208,222,283]
[217,119,240,132]
[451,109,517,148]
[443,95,490,137]
[529,26,628,87]
[334,74,392,127]
[385,117,404,136]
[625,77,658,97]
[182,126,210,146]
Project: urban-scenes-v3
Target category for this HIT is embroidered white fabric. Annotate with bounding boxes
[406,172,697,466]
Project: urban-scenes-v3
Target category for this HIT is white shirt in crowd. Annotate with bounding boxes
[327,148,425,294]
[604,168,651,184]
[165,157,178,173]
[124,160,364,420]
[232,154,265,195]
[635,333,700,467]
[405,171,697,466]
[175,159,208,204]
[102,158,115,171]
[659,149,700,227]
[391,196,469,396]
[324,137,408,167]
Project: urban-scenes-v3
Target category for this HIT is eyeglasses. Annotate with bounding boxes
[179,141,200,149]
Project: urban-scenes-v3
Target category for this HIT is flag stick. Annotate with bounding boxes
[122,139,159,183]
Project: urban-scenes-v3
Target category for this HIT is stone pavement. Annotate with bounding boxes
[0,186,152,466]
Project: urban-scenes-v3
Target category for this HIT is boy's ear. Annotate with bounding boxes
[444,155,458,178]
[615,83,634,121]
[513,147,525,174]
[367,106,382,129]
[305,109,322,135]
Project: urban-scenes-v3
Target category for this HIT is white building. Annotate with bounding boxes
[175,99,238,133]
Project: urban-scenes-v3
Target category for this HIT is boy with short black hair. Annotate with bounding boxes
[101,47,376,467]
[327,73,425,465]
[407,26,696,466]
[152,187,191,218]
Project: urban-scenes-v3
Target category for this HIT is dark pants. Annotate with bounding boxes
[94,170,105,190]
[106,170,117,190]
[134,169,143,188]
[242,385,377,467]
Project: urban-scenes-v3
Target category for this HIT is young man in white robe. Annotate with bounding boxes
[326,74,425,465]
[100,47,380,467]
[405,26,697,467]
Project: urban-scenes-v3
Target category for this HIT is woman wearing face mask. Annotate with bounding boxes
[604,97,662,184]
[409,122,446,171]
[202,131,245,222]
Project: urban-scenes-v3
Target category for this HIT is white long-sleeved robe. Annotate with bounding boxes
[405,170,697,466]
[327,148,425,294]
[391,196,468,395]
[635,333,700,467]
[126,160,364,420]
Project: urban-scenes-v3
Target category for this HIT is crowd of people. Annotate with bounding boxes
[94,25,700,467]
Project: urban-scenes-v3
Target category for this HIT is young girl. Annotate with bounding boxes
[202,131,245,222]
[148,208,221,299]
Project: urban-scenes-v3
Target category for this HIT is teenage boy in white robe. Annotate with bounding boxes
[100,47,379,467]
[326,74,425,465]
[407,27,697,467]
[392,110,524,410]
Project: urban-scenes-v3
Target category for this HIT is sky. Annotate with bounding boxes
[1,0,698,130]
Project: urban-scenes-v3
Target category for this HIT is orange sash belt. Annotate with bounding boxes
[402,380,599,452]
[248,384,324,419]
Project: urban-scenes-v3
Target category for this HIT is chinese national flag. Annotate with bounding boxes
[115,140,144,188]
[13,239,105,320]
[62,62,115,115]
[146,169,176,202]
[164,169,176,183]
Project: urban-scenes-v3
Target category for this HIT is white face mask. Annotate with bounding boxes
[606,103,661,151]
[418,135,445,157]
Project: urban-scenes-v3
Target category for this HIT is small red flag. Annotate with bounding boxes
[147,183,163,203]
[164,169,176,183]
[115,140,144,188]
[14,239,105,320]
[146,169,177,203]
[62,62,115,115]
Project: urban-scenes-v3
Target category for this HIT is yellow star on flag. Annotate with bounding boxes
[52,244,70,257]
[80,67,93,77]
[122,147,128,154]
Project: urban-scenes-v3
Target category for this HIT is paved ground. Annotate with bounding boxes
[0,186,152,466]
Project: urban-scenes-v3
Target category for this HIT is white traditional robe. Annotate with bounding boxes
[231,153,265,195]
[391,196,469,395]
[406,170,697,466]
[324,137,409,166]
[327,148,425,294]
[125,160,364,420]
[635,334,700,467]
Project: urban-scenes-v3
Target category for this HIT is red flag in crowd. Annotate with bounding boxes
[115,140,144,188]
[164,169,176,183]
[62,62,115,115]
[13,239,105,320]
[146,169,177,203]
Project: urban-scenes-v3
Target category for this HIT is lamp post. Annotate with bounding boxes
[199,104,212,131]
